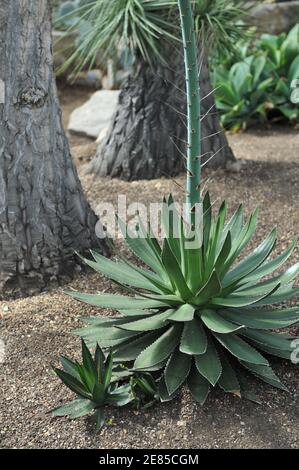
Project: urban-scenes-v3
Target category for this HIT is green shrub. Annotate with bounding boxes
[213,25,299,130]
[261,25,299,121]
[212,55,274,131]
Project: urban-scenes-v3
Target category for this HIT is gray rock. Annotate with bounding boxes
[68,90,120,139]
[252,1,299,34]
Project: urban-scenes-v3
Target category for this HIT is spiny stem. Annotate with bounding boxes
[178,0,201,224]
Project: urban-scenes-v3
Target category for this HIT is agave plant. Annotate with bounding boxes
[67,0,299,406]
[52,340,133,431]
[70,194,299,403]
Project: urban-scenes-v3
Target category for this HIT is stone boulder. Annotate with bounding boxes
[252,1,299,34]
[68,90,120,139]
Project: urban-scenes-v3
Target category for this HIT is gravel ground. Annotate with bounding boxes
[0,87,298,449]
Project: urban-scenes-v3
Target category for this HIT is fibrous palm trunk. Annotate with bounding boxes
[88,48,235,181]
[0,0,108,296]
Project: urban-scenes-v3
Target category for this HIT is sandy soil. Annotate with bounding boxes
[0,87,298,449]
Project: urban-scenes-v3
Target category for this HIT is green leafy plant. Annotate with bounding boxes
[52,340,133,431]
[68,0,299,406]
[213,55,274,131]
[261,25,299,121]
[261,25,299,78]
[213,24,299,129]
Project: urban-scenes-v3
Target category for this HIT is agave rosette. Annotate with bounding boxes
[69,193,299,404]
[52,340,133,430]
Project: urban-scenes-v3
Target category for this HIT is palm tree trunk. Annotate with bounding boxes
[89,61,187,180]
[0,0,108,297]
[88,47,235,181]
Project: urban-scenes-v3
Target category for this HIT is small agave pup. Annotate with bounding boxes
[68,0,299,404]
[52,340,133,431]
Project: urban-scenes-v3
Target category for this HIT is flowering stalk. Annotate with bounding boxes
[178,0,201,224]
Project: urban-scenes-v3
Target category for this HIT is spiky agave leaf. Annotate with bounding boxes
[70,193,299,404]
[52,340,133,431]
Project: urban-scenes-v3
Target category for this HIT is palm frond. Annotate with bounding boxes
[193,0,252,55]
[54,0,255,72]
[55,0,178,72]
